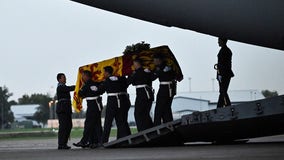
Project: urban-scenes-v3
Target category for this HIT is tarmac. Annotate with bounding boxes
[1,135,284,160]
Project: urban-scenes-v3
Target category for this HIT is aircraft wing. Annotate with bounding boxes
[71,0,284,51]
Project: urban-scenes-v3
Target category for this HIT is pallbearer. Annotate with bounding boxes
[73,70,103,148]
[128,58,154,132]
[100,66,131,143]
[153,54,177,126]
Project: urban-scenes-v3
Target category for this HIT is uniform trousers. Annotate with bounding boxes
[56,101,72,146]
[102,95,131,143]
[80,100,102,145]
[217,76,232,108]
[154,85,174,126]
[135,88,153,131]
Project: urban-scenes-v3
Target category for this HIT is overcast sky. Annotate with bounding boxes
[1,0,284,102]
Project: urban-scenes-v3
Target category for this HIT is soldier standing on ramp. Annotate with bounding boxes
[73,70,103,148]
[215,37,234,108]
[153,54,177,126]
[127,58,154,132]
[100,66,131,143]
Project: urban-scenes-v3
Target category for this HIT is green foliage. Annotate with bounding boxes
[0,128,56,140]
[18,93,52,126]
[0,86,14,129]
[123,41,150,55]
[261,90,278,98]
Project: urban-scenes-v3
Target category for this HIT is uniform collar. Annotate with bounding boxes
[57,82,65,86]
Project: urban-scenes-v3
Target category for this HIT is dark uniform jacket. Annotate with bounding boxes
[217,46,234,77]
[154,63,175,82]
[128,67,153,87]
[56,83,75,114]
[79,80,103,108]
[127,67,154,100]
[100,76,128,93]
[79,80,102,98]
[154,63,177,97]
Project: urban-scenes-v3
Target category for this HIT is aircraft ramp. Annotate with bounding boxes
[104,95,284,148]
[104,119,183,148]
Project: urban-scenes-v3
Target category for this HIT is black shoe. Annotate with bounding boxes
[89,143,97,149]
[95,143,104,149]
[73,142,89,148]
[58,145,71,150]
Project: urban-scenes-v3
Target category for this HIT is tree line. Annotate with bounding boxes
[0,86,52,128]
[0,85,280,129]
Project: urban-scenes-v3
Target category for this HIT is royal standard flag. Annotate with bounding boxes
[72,45,183,112]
